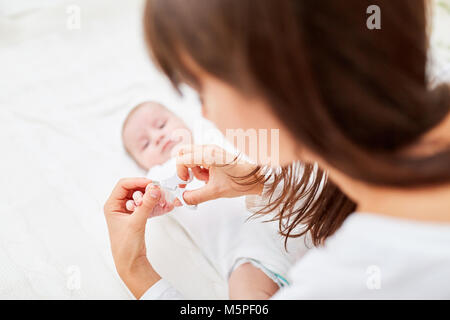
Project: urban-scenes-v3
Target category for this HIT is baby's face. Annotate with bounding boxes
[123,102,192,170]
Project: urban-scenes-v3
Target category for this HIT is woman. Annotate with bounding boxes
[104,0,450,299]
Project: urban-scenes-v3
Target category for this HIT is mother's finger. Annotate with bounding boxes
[132,185,161,225]
[105,177,151,213]
[111,178,151,200]
[176,146,215,181]
[177,144,232,167]
[182,182,220,205]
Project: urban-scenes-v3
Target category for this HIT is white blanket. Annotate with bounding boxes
[0,0,210,299]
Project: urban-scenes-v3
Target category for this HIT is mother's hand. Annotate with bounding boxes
[103,178,168,298]
[176,145,264,205]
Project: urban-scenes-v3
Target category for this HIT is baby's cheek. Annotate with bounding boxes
[144,149,166,170]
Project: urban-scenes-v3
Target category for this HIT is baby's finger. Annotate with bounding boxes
[104,177,151,213]
[176,162,191,182]
[149,203,168,217]
[163,202,175,212]
[173,198,182,207]
[177,144,229,167]
[126,200,136,212]
[146,182,158,192]
[159,198,167,208]
[133,191,144,206]
[133,185,161,224]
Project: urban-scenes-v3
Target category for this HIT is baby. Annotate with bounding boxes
[122,101,293,299]
[122,101,191,172]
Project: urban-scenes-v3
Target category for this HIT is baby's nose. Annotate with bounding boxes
[155,133,165,146]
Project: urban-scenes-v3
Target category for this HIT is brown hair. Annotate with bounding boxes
[143,0,450,245]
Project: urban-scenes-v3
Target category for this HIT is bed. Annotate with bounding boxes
[0,0,448,299]
[0,0,226,299]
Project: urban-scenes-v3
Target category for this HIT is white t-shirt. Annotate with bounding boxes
[141,212,450,299]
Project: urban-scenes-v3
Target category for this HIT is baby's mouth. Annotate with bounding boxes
[161,138,180,154]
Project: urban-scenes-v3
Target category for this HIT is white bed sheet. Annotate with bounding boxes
[0,0,448,299]
[0,0,221,299]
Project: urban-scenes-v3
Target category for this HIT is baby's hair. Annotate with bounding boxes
[122,102,148,158]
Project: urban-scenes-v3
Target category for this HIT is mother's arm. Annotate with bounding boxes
[103,178,165,298]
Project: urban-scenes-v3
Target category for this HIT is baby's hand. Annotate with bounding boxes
[125,190,144,211]
[125,184,182,218]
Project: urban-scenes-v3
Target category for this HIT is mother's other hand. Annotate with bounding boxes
[103,178,164,298]
[176,144,264,205]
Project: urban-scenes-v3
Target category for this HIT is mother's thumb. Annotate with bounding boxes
[132,185,161,224]
[182,186,216,205]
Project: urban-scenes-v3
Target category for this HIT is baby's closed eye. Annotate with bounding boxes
[154,118,167,129]
[141,140,150,150]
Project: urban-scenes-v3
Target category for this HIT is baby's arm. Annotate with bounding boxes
[228,263,279,300]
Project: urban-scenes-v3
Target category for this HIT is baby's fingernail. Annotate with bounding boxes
[147,182,160,191]
[150,189,160,199]
[133,191,143,201]
[126,200,135,211]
